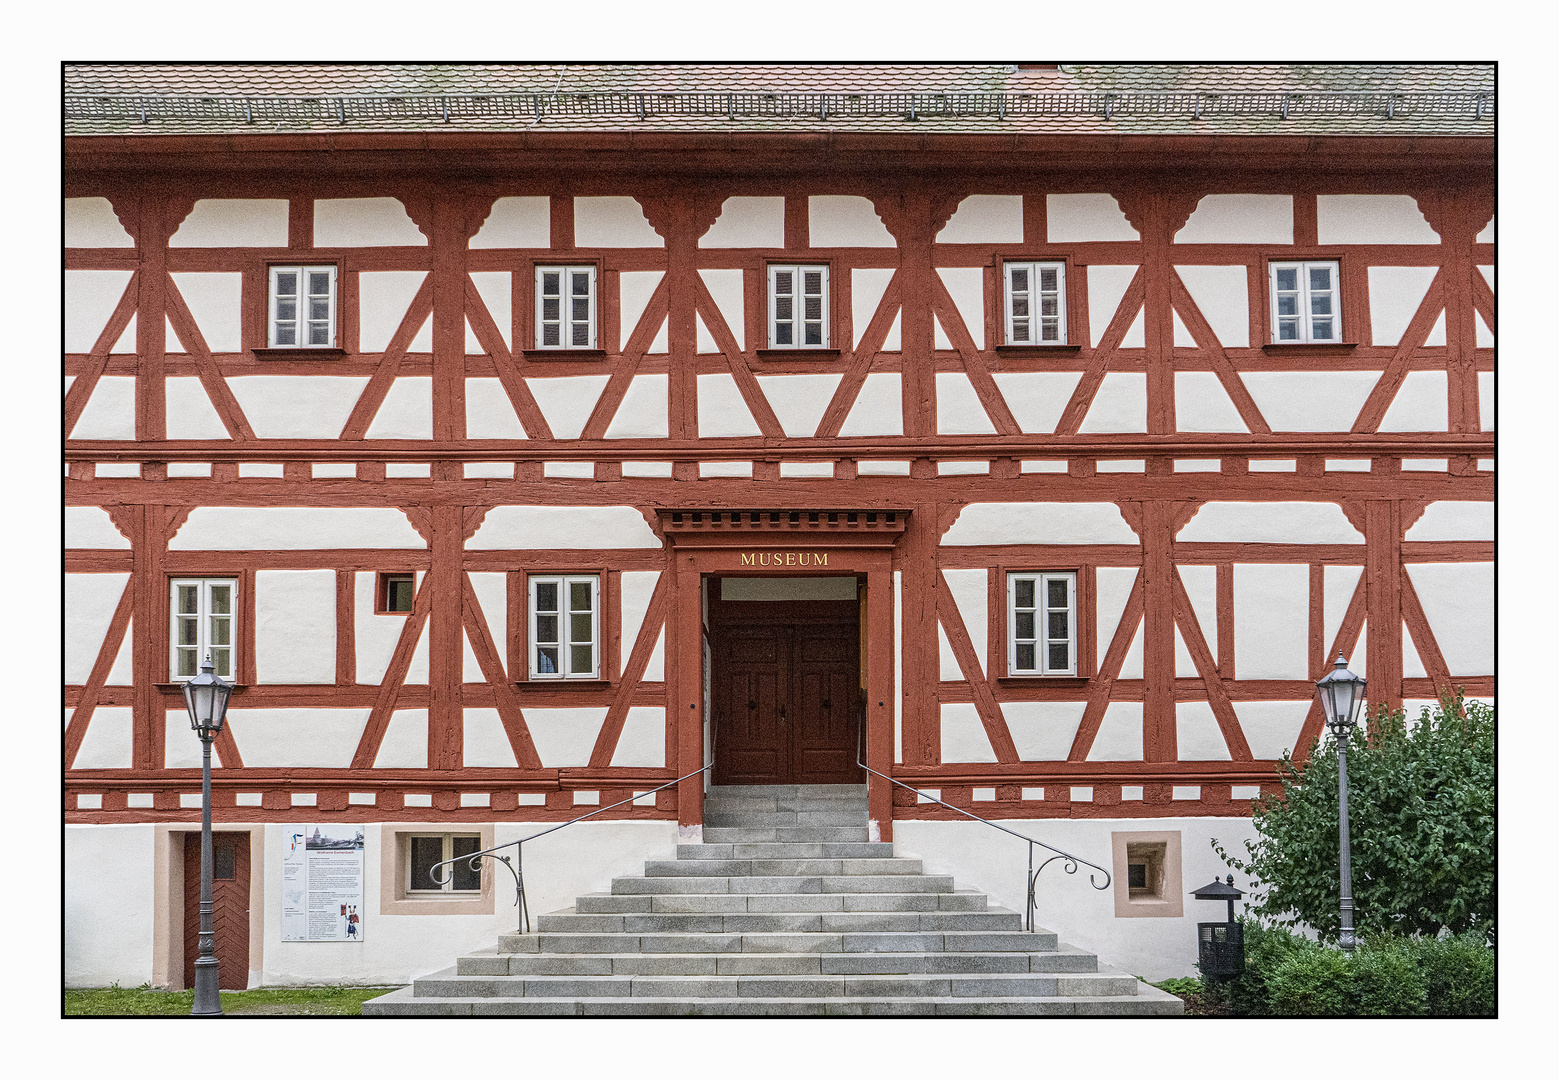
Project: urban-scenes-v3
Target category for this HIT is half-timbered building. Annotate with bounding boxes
[64,64,1494,997]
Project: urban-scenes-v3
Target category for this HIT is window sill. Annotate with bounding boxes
[755,348,841,360]
[996,676,1090,688]
[521,349,608,360]
[250,347,347,361]
[155,683,248,695]
[514,679,613,691]
[1261,342,1359,353]
[993,343,1082,355]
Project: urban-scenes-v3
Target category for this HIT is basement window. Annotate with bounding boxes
[268,265,337,348]
[406,834,482,894]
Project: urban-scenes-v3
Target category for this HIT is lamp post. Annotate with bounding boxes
[182,654,234,1016]
[1314,653,1367,953]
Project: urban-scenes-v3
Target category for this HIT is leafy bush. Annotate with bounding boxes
[1351,938,1428,1016]
[1215,696,1494,943]
[1411,932,1497,1017]
[1226,917,1316,1017]
[1266,945,1354,1016]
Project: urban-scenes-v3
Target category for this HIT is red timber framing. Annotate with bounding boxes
[65,132,1493,829]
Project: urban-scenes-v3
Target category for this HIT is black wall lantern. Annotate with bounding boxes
[1191,874,1246,981]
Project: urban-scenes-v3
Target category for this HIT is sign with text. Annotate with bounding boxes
[281,825,365,942]
[738,551,832,567]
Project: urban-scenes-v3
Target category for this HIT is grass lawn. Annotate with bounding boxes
[64,984,404,1017]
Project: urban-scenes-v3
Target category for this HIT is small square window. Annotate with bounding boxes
[768,264,830,348]
[406,834,483,894]
[534,266,597,349]
[1111,831,1184,918]
[1004,261,1067,344]
[529,574,600,679]
[1269,260,1340,343]
[378,573,415,614]
[1007,571,1076,676]
[268,265,337,348]
[169,578,238,680]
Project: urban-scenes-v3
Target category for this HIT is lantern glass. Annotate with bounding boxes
[182,657,233,737]
[1316,655,1366,736]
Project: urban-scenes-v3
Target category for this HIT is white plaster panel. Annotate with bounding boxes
[852,268,897,348]
[367,709,425,767]
[1119,622,1145,679]
[1403,624,1428,679]
[646,317,669,353]
[1001,701,1086,761]
[65,825,156,988]
[1087,702,1144,761]
[226,375,367,438]
[1479,372,1494,431]
[255,570,336,684]
[462,630,484,683]
[986,372,1079,435]
[1406,563,1494,675]
[526,375,609,439]
[1478,265,1494,293]
[808,195,894,247]
[66,507,129,549]
[468,271,513,350]
[643,627,665,682]
[611,707,667,767]
[859,460,911,475]
[701,196,785,248]
[1047,194,1139,242]
[933,311,954,352]
[65,197,135,247]
[365,377,433,439]
[65,573,129,683]
[1317,195,1439,244]
[694,313,716,354]
[939,461,989,476]
[1234,564,1310,679]
[936,267,986,349]
[1404,501,1494,543]
[618,271,664,348]
[1233,701,1312,760]
[935,373,996,434]
[314,198,426,246]
[1424,310,1447,347]
[524,708,610,767]
[1241,371,1380,431]
[404,616,429,684]
[574,196,663,247]
[65,270,134,353]
[356,570,406,681]
[105,620,135,685]
[172,507,425,550]
[1178,502,1363,544]
[463,708,518,767]
[1352,623,1369,677]
[225,708,371,767]
[1378,371,1449,432]
[165,316,187,353]
[470,197,550,248]
[694,373,761,437]
[698,269,745,351]
[937,195,1024,244]
[1078,373,1147,433]
[170,273,243,352]
[1175,702,1232,760]
[938,623,961,681]
[1172,310,1195,348]
[1086,265,1137,347]
[1096,567,1139,665]
[75,707,134,769]
[109,313,137,354]
[605,374,669,439]
[170,198,288,247]
[1174,265,1250,347]
[942,569,989,676]
[1120,308,1146,348]
[468,572,508,676]
[1322,565,1363,659]
[1178,565,1218,666]
[943,503,1138,546]
[1175,195,1293,244]
[939,703,997,763]
[1475,312,1494,348]
[164,377,231,440]
[756,374,842,437]
[358,271,428,353]
[620,571,661,673]
[699,461,752,478]
[1174,372,1248,433]
[465,378,528,439]
[838,373,903,437]
[1175,625,1204,677]
[468,506,660,550]
[1367,266,1439,346]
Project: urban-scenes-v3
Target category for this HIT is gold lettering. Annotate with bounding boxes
[741,553,754,565]
[816,553,828,566]
[786,552,796,566]
[799,553,812,566]
[758,553,769,566]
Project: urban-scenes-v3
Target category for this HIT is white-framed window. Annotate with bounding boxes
[529,574,600,679]
[1269,261,1340,343]
[406,834,482,894]
[1004,261,1067,344]
[268,265,337,347]
[1007,571,1077,676]
[768,264,830,348]
[534,266,597,349]
[170,578,238,680]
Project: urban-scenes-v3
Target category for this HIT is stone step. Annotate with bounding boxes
[497,928,1060,954]
[706,785,866,799]
[534,907,1024,935]
[610,874,957,895]
[701,827,870,843]
[704,793,869,808]
[646,858,924,877]
[458,946,1099,977]
[573,890,989,914]
[703,811,865,827]
[676,842,893,860]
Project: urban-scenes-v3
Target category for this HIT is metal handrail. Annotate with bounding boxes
[855,716,1109,932]
[428,745,714,934]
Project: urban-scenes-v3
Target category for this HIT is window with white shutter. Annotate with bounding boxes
[1269,261,1341,343]
[1007,571,1077,676]
[1004,261,1067,344]
[268,265,337,348]
[535,266,598,350]
[768,264,830,348]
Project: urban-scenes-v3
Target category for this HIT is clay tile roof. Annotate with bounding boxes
[63,63,1495,138]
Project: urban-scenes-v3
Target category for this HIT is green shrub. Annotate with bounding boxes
[1352,937,1428,1016]
[1153,976,1204,998]
[1412,933,1497,1017]
[1226,917,1316,1016]
[1267,946,1354,1016]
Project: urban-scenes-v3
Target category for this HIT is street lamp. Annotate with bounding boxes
[182,654,234,1016]
[1315,653,1367,953]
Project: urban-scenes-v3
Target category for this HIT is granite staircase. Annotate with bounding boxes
[364,785,1182,1016]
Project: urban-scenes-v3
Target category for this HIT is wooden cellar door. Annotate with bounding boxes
[183,831,251,991]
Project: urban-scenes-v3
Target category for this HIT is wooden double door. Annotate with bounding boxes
[710,598,863,785]
[183,831,251,991]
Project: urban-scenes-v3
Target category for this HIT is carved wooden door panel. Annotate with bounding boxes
[789,621,863,784]
[183,831,250,991]
[713,625,788,785]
